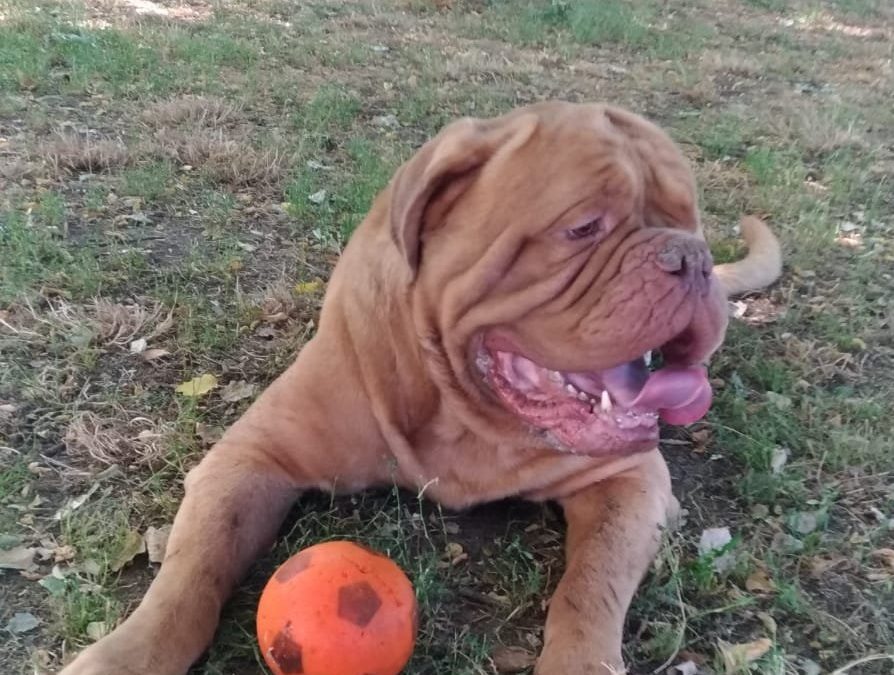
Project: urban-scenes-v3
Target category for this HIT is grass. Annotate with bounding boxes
[466,0,712,59]
[121,161,175,202]
[0,460,31,531]
[1,0,893,674]
[0,205,102,301]
[286,137,399,245]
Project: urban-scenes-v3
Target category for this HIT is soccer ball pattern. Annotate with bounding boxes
[257,541,418,675]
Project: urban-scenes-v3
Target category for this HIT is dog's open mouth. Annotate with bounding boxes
[476,342,712,455]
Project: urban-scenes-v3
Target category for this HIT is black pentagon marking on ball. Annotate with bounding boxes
[270,629,303,673]
[337,580,383,627]
[274,551,313,583]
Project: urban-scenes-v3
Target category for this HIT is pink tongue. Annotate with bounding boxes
[631,366,713,425]
[601,362,713,426]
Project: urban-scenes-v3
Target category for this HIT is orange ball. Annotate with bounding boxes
[256,541,418,675]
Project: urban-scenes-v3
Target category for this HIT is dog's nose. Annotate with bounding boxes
[656,237,713,293]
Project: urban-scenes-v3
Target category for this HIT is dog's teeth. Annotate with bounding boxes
[577,391,589,401]
[549,371,563,382]
[601,390,613,413]
[643,350,652,366]
[565,384,577,395]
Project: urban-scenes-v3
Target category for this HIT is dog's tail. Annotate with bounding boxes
[713,216,783,297]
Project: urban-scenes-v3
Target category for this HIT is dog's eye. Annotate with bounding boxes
[566,219,602,241]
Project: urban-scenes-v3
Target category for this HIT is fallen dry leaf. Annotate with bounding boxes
[86,620,110,641]
[757,611,777,637]
[799,657,821,675]
[38,574,68,597]
[719,638,772,674]
[791,510,819,535]
[219,380,256,403]
[690,428,712,453]
[809,555,849,578]
[771,532,804,554]
[445,542,467,565]
[698,527,736,573]
[729,300,748,319]
[149,310,175,339]
[294,279,323,295]
[870,548,894,572]
[53,482,100,521]
[144,525,172,564]
[668,661,699,675]
[142,348,170,361]
[174,373,218,397]
[868,548,894,579]
[6,611,40,634]
[31,647,52,675]
[699,527,732,555]
[129,337,147,354]
[195,422,223,446]
[770,446,789,475]
[766,392,792,410]
[491,646,536,673]
[745,567,776,594]
[110,529,145,572]
[53,544,77,563]
[677,651,708,666]
[0,545,37,571]
[255,325,278,338]
[79,559,102,576]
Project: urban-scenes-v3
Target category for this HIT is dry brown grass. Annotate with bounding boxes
[151,127,289,187]
[140,95,242,129]
[64,409,171,466]
[140,95,285,187]
[90,298,170,348]
[241,277,303,324]
[770,102,868,154]
[0,157,41,182]
[700,50,763,78]
[40,131,129,174]
[9,298,172,353]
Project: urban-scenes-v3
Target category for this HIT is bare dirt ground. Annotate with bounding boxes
[1,1,893,673]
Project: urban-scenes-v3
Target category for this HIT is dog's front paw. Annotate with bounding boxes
[58,625,181,675]
[535,649,628,675]
[59,643,147,675]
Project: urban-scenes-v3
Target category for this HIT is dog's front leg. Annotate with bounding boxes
[59,361,383,675]
[536,450,676,675]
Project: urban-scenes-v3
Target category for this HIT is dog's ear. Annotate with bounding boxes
[389,113,539,276]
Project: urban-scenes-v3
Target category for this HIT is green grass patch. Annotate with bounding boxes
[467,0,710,58]
[285,137,399,245]
[168,28,257,70]
[827,0,887,16]
[0,16,180,96]
[0,205,101,302]
[121,161,175,201]
[50,501,144,644]
[295,84,362,136]
[0,460,31,531]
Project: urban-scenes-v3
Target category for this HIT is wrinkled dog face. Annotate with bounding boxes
[405,103,729,456]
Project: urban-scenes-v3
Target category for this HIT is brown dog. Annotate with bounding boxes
[60,101,781,675]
